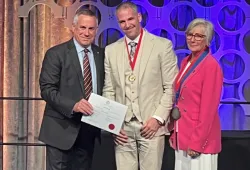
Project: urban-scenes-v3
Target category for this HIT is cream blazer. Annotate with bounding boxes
[103,30,179,135]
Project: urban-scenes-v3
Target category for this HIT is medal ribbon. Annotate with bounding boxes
[125,29,143,71]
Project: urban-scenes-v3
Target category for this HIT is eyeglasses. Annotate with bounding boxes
[186,33,206,41]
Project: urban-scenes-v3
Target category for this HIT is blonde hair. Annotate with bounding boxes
[186,18,214,46]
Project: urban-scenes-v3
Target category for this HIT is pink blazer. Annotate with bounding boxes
[169,53,223,154]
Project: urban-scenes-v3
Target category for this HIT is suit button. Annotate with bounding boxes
[183,109,187,112]
[132,91,134,94]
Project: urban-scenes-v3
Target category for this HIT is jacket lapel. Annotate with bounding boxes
[179,57,207,94]
[139,31,154,83]
[116,39,126,90]
[67,39,85,96]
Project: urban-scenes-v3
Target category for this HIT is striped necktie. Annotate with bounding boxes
[83,48,92,100]
[128,41,137,61]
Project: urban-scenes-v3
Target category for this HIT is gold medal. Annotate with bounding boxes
[128,74,136,82]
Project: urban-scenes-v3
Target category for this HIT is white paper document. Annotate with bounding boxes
[81,93,128,135]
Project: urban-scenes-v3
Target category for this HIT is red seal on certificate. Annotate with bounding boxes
[109,124,115,130]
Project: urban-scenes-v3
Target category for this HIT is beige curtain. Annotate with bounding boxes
[0,0,73,169]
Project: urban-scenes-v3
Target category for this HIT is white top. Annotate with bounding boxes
[176,61,191,133]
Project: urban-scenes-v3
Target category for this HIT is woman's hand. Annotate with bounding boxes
[169,137,173,148]
[187,148,200,158]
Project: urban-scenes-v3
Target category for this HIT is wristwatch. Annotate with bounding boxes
[157,120,165,126]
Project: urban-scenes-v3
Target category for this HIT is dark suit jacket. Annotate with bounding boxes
[39,39,104,150]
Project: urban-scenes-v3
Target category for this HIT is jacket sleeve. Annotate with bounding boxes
[102,46,115,101]
[188,61,223,152]
[153,40,179,121]
[39,49,76,118]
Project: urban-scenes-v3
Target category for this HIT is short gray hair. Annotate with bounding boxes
[186,18,214,46]
[115,1,138,15]
[73,8,98,25]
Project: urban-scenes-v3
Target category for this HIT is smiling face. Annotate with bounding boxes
[116,7,142,40]
[186,25,207,55]
[72,14,98,48]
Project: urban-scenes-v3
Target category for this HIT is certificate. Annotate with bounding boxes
[81,93,128,135]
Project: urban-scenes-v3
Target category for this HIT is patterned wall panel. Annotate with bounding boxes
[18,0,250,130]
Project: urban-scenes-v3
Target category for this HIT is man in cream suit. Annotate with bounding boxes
[103,2,178,170]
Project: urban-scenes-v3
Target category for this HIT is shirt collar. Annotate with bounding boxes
[73,38,92,54]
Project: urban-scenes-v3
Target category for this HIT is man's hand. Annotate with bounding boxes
[113,129,128,146]
[140,118,161,139]
[73,99,93,115]
[187,148,200,158]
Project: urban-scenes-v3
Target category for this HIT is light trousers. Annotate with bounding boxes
[115,119,165,170]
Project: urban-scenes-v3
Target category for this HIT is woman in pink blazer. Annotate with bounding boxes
[169,18,223,170]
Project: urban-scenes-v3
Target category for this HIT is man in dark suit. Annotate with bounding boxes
[39,9,104,170]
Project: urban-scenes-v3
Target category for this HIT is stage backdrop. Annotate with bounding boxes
[0,0,249,169]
